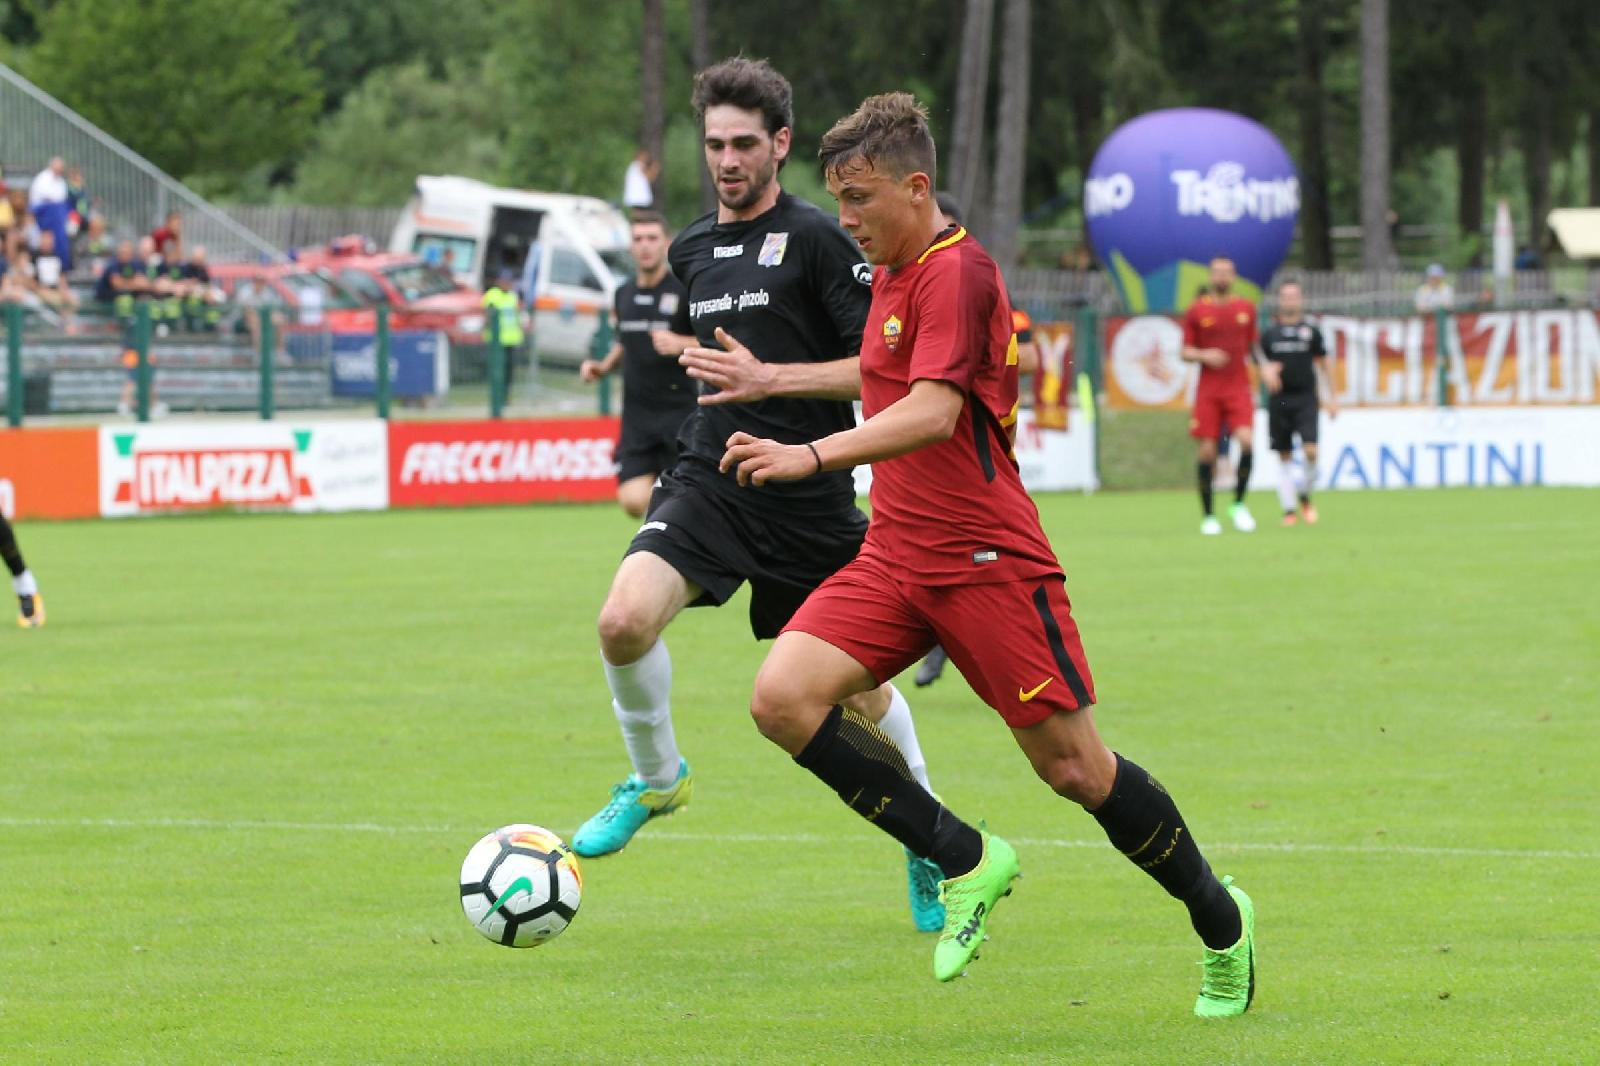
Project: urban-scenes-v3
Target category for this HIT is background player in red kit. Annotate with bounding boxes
[721,92,1256,1015]
[1182,256,1260,535]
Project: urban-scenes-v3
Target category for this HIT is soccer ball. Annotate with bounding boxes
[459,824,583,948]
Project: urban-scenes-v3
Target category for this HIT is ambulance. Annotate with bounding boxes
[390,175,634,364]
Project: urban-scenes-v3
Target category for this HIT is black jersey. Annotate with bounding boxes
[615,273,695,417]
[1259,319,1327,394]
[668,192,871,517]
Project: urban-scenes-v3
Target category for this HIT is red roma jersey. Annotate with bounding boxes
[857,227,1061,585]
[1182,293,1257,392]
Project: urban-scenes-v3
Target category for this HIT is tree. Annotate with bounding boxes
[25,0,321,187]
[987,0,1030,274]
[690,0,715,212]
[640,0,666,205]
[1296,0,1334,268]
[1358,0,1393,269]
[949,0,995,222]
[292,60,510,205]
[494,0,640,198]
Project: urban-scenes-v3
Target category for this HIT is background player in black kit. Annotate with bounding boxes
[571,57,945,933]
[1258,279,1338,525]
[581,212,698,518]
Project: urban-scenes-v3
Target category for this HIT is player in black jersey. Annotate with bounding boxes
[571,57,946,933]
[581,212,699,517]
[1,513,44,627]
[1258,279,1338,525]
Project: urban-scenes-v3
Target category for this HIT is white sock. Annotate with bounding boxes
[14,569,38,597]
[602,638,680,788]
[874,683,931,791]
[1299,458,1318,499]
[1276,462,1298,514]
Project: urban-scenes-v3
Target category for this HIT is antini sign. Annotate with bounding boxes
[1085,108,1299,314]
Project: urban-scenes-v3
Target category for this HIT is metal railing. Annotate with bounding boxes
[218,205,404,255]
[0,62,280,262]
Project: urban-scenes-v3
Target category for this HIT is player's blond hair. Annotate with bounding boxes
[818,92,937,186]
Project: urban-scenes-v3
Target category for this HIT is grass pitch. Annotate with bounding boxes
[3,488,1597,1064]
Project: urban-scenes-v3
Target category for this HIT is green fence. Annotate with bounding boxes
[0,295,611,426]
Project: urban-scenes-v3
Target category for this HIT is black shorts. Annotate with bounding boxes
[1269,391,1320,452]
[625,467,868,639]
[615,409,692,483]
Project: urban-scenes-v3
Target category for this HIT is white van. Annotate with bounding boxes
[391,175,634,364]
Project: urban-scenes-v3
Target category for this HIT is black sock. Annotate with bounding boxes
[1090,753,1241,950]
[795,705,983,878]
[1197,462,1214,516]
[1234,449,1253,504]
[0,515,25,578]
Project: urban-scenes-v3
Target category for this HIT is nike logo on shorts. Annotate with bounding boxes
[1019,677,1055,702]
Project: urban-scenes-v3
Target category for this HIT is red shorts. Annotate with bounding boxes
[1190,386,1254,439]
[783,551,1096,728]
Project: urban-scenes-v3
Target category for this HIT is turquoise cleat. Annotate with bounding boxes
[906,848,946,932]
[571,759,693,858]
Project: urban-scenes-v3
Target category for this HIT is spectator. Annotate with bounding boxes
[0,177,12,232]
[622,148,659,211]
[150,210,183,262]
[1513,244,1541,271]
[180,245,221,331]
[31,230,78,331]
[80,214,113,274]
[97,239,146,322]
[28,156,73,271]
[482,266,526,390]
[1414,264,1454,313]
[3,187,27,261]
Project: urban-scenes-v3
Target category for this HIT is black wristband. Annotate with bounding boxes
[806,442,823,475]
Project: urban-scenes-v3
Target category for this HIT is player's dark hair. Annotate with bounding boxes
[818,92,937,186]
[1209,254,1235,267]
[629,209,669,234]
[691,56,794,139]
[935,191,964,224]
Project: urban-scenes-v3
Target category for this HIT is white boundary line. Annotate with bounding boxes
[0,817,1593,862]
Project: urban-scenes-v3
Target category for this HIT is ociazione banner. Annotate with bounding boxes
[1074,308,1600,411]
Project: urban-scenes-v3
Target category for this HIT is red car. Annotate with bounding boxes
[208,262,376,333]
[295,239,486,343]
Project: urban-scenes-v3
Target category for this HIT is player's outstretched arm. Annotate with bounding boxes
[681,327,862,404]
[720,379,963,486]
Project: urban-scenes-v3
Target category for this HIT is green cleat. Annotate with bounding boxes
[932,832,1020,981]
[571,759,693,858]
[1194,876,1255,1018]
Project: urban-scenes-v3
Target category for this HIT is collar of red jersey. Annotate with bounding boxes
[915,225,966,265]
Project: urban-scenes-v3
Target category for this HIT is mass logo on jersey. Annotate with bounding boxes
[757,232,789,267]
[1237,312,1249,324]
[658,292,679,316]
[882,314,903,351]
[852,262,873,286]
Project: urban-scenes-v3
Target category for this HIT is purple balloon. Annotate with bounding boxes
[1085,108,1298,311]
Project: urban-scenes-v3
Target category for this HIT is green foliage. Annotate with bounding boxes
[23,0,321,185]
[293,59,511,206]
[492,0,641,201]
[293,0,498,114]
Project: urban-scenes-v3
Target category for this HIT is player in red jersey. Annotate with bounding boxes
[720,93,1255,1015]
[1182,257,1260,534]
